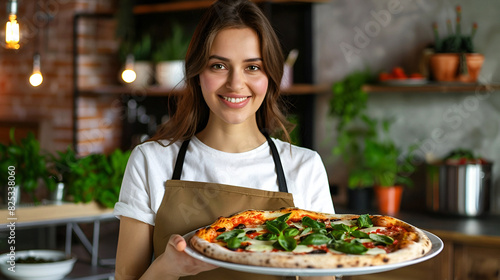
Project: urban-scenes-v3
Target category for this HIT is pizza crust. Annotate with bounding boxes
[189,208,433,269]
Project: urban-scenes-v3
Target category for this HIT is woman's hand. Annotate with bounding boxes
[143,234,218,280]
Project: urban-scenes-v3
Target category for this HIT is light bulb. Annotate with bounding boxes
[5,1,20,50]
[121,54,136,83]
[122,69,136,83]
[29,53,43,87]
[29,71,43,87]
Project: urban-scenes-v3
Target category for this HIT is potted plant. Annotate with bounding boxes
[430,5,483,82]
[362,120,417,215]
[47,146,78,203]
[0,129,55,203]
[152,22,190,89]
[329,71,377,211]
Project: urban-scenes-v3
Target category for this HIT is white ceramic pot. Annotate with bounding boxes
[128,61,154,88]
[155,60,185,89]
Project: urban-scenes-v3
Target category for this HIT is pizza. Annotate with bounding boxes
[189,208,432,269]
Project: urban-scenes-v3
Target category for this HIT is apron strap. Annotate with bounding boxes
[263,133,288,193]
[172,139,190,180]
[171,135,288,193]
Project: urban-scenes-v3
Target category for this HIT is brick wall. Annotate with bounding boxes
[0,0,121,156]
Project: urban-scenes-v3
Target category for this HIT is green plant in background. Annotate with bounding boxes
[329,70,376,189]
[433,5,477,54]
[132,34,153,61]
[153,22,190,62]
[362,120,415,188]
[66,149,131,208]
[49,146,78,184]
[0,129,55,201]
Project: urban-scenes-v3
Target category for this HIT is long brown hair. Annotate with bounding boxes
[149,0,292,145]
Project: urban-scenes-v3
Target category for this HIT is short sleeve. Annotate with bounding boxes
[113,146,156,225]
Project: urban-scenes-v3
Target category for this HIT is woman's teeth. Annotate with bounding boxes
[222,96,248,103]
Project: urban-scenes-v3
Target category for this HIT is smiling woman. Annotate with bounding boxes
[113,0,335,279]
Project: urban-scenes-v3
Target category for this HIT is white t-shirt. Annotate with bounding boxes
[114,136,335,226]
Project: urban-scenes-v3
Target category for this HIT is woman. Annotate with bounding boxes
[114,0,335,279]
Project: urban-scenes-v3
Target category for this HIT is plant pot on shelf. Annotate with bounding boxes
[127,61,154,88]
[374,185,403,216]
[430,53,484,82]
[458,53,485,83]
[155,60,185,89]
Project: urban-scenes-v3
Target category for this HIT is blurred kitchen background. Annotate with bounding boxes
[1,0,499,279]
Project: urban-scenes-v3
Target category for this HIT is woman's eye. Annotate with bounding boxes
[246,65,260,71]
[211,64,226,70]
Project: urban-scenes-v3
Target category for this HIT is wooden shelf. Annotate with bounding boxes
[133,0,329,14]
[79,83,330,97]
[363,83,500,93]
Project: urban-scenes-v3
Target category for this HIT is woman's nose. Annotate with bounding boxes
[226,69,245,91]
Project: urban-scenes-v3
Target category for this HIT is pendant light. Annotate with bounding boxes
[5,0,20,49]
[121,53,137,83]
[29,53,43,87]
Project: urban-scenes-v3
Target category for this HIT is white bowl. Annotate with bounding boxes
[0,250,77,280]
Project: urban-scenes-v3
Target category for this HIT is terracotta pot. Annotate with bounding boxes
[430,54,459,82]
[375,185,403,216]
[430,53,484,82]
[458,54,484,83]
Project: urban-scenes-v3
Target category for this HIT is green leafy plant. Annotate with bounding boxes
[49,146,78,183]
[152,22,190,62]
[66,149,131,208]
[329,70,377,189]
[0,129,55,201]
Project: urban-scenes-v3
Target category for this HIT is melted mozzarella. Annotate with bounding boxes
[359,226,386,234]
[365,247,387,255]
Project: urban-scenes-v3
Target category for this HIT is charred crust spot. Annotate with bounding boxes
[308,249,327,254]
[265,259,270,264]
[203,248,207,253]
[422,249,425,255]
[307,265,314,268]
[383,257,390,263]
[216,228,226,232]
[337,264,344,268]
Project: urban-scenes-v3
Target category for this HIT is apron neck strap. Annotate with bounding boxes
[171,135,288,193]
[263,132,288,193]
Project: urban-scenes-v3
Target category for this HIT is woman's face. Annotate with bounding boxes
[199,27,268,128]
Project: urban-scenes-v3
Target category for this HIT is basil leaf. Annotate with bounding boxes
[276,213,292,223]
[351,230,370,239]
[265,221,281,235]
[301,216,326,229]
[369,234,394,245]
[277,221,289,232]
[226,237,242,249]
[301,227,312,235]
[216,229,244,241]
[300,233,331,245]
[278,234,297,251]
[332,241,368,255]
[330,230,347,240]
[357,214,373,228]
[255,233,278,241]
[332,223,350,232]
[314,228,328,235]
[284,228,300,238]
